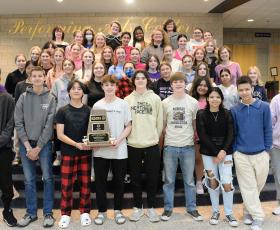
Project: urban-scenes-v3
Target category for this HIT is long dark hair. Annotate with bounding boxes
[206,87,224,111]
[190,76,211,100]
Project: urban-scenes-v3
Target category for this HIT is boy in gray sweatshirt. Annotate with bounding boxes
[14,66,56,228]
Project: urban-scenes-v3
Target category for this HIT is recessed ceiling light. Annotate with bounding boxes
[247,19,254,22]
[126,0,134,4]
[204,0,209,2]
[57,0,63,3]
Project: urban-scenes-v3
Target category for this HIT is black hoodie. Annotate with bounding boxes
[0,91,15,149]
[151,78,173,101]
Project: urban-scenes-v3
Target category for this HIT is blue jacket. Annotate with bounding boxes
[230,99,272,154]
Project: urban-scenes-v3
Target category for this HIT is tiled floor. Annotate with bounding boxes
[1,201,280,229]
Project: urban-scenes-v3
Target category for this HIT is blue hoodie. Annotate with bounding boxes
[230,99,272,154]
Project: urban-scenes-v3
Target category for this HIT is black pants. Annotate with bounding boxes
[0,147,14,210]
[128,145,160,208]
[94,157,127,212]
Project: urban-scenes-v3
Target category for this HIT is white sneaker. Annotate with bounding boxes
[53,156,61,166]
[243,213,253,225]
[80,213,91,227]
[58,215,70,229]
[94,212,106,225]
[114,210,126,224]
[146,208,160,223]
[196,181,204,194]
[272,206,280,215]
[129,207,144,222]
[251,219,263,230]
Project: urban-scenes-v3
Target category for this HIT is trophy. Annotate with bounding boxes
[83,109,115,147]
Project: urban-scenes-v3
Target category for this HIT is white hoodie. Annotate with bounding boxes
[124,90,163,148]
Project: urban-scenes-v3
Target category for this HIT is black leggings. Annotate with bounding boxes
[0,148,14,210]
[94,157,127,212]
[128,145,160,208]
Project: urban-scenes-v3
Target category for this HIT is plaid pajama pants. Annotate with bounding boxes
[60,154,92,216]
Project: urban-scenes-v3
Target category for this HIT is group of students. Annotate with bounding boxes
[0,19,278,230]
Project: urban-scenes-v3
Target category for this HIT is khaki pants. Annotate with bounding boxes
[233,151,269,220]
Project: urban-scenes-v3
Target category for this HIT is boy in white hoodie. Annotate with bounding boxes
[125,70,163,223]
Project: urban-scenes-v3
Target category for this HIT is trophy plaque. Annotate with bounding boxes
[83,109,114,147]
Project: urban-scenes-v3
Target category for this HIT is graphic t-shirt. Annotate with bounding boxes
[163,94,199,147]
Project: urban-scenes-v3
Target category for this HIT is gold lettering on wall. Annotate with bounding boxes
[7,18,191,40]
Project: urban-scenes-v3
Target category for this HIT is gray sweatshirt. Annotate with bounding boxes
[14,86,56,148]
[51,74,72,113]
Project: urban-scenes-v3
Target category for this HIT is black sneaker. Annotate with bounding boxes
[161,210,172,221]
[2,209,17,227]
[187,210,203,221]
[17,214,38,227]
[209,211,220,225]
[43,214,55,228]
[225,214,238,227]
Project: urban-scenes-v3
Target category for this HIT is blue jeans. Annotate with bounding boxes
[163,146,196,212]
[19,141,54,217]
[202,154,234,215]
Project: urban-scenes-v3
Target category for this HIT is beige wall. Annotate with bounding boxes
[224,28,280,82]
[0,13,223,83]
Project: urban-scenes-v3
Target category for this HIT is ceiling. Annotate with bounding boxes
[223,0,280,28]
[0,0,280,28]
[0,0,223,14]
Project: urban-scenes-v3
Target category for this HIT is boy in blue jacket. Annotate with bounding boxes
[231,76,272,230]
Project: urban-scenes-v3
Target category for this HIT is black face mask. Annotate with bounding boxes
[153,44,163,48]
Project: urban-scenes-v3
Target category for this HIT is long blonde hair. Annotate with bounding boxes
[248,66,264,86]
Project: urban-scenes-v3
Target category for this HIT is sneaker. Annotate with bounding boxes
[58,215,70,229]
[146,208,160,223]
[161,210,172,221]
[94,212,106,225]
[12,156,21,166]
[43,214,55,228]
[53,156,61,166]
[225,214,238,227]
[114,210,126,224]
[251,219,263,230]
[243,213,253,225]
[129,207,144,222]
[80,213,91,227]
[272,206,280,215]
[17,214,38,227]
[2,209,17,227]
[196,181,204,194]
[209,211,220,225]
[124,174,131,184]
[187,210,203,221]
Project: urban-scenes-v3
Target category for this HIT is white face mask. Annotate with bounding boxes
[85,34,93,41]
